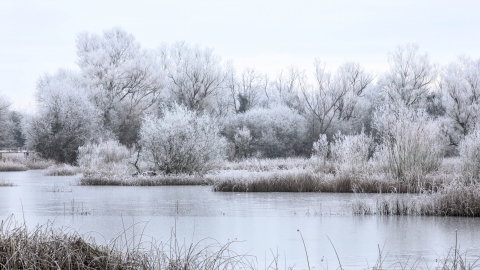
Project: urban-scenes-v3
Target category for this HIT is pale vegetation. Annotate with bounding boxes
[0,28,480,217]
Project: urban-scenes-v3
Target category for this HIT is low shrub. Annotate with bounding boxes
[459,128,480,183]
[374,105,447,180]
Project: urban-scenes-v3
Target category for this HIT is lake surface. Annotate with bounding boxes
[1,170,480,269]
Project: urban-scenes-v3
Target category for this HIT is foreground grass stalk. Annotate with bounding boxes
[297,230,311,270]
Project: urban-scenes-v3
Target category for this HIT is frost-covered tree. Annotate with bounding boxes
[158,42,226,113]
[440,56,480,145]
[223,104,309,157]
[77,27,165,146]
[272,66,305,111]
[458,127,480,182]
[139,104,227,175]
[234,126,252,159]
[302,61,373,135]
[24,70,102,164]
[379,44,437,108]
[225,67,268,113]
[0,93,13,147]
[9,110,25,147]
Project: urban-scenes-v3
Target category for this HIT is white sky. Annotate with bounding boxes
[1,0,480,110]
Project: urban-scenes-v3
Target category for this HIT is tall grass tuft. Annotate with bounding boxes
[374,105,446,181]
[44,164,79,176]
[78,140,133,182]
[459,128,480,183]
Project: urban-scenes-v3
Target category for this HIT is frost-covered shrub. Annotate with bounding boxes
[222,104,308,158]
[234,126,252,159]
[374,105,446,180]
[330,131,373,173]
[459,128,480,182]
[311,134,328,163]
[139,104,227,175]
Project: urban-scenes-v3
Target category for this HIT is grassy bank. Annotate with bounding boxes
[0,216,251,270]
[80,173,211,186]
[0,217,478,269]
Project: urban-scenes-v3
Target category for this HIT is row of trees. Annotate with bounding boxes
[2,27,480,170]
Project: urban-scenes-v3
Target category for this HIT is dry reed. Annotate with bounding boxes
[44,164,80,176]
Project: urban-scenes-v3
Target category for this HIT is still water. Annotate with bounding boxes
[1,170,479,269]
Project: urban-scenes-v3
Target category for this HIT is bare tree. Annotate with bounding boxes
[440,55,480,144]
[76,27,165,146]
[158,41,226,113]
[272,66,305,111]
[379,44,437,108]
[301,61,373,135]
[225,67,268,113]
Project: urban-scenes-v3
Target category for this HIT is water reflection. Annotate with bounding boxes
[1,170,479,268]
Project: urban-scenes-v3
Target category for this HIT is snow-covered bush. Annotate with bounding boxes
[139,104,227,175]
[459,128,480,182]
[374,105,447,180]
[330,131,373,174]
[222,104,308,158]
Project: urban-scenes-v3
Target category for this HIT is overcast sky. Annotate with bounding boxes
[1,0,480,110]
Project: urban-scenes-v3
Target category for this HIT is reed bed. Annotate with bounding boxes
[0,216,478,269]
[352,181,480,217]
[212,169,448,193]
[80,174,211,186]
[44,164,80,176]
[0,216,252,270]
